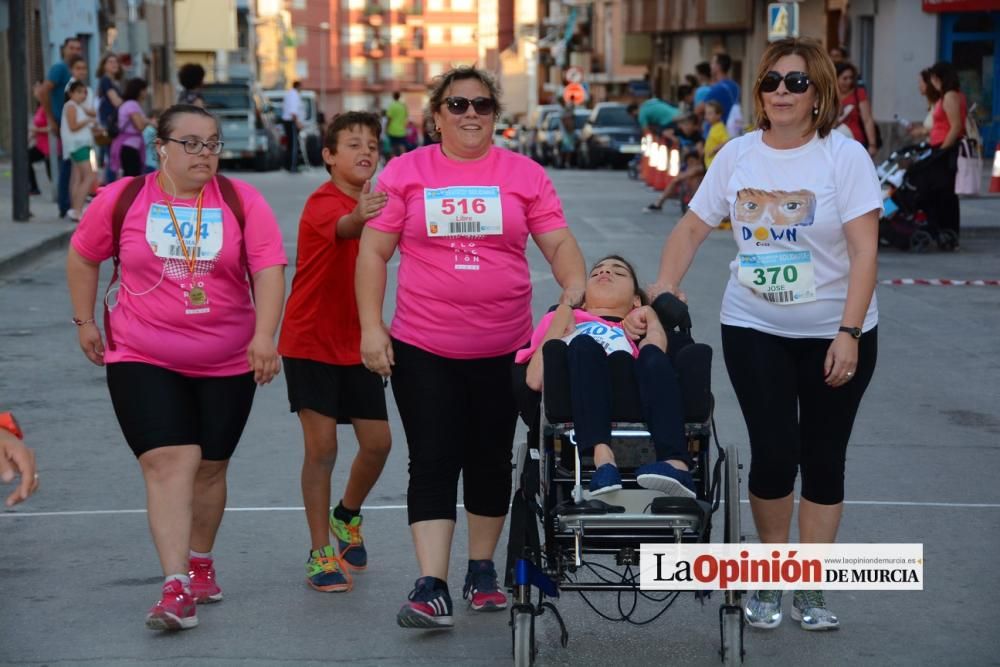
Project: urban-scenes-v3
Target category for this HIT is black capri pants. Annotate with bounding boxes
[721,325,877,505]
[107,361,257,461]
[390,338,518,524]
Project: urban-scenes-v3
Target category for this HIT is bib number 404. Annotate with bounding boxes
[752,265,798,286]
[440,198,487,215]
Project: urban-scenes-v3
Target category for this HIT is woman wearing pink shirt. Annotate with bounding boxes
[66,104,287,632]
[357,66,586,630]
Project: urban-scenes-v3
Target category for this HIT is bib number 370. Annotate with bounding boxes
[737,250,816,305]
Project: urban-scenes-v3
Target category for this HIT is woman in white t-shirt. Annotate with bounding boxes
[631,38,881,632]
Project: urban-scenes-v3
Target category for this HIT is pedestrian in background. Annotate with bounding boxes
[177,64,206,107]
[60,80,97,221]
[636,37,880,633]
[112,78,153,177]
[40,37,82,218]
[29,82,52,196]
[907,68,941,141]
[97,53,124,184]
[923,61,966,245]
[143,110,160,173]
[279,111,392,594]
[66,104,287,632]
[357,66,585,630]
[835,62,878,157]
[282,81,304,172]
[386,91,409,157]
[693,61,713,109]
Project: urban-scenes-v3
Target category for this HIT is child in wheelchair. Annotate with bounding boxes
[514,255,695,499]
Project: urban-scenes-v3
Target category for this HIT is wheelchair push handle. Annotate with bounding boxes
[652,293,692,334]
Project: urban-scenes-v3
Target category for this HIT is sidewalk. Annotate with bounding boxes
[0,162,77,276]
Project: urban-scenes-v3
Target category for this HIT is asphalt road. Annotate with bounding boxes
[1,163,999,667]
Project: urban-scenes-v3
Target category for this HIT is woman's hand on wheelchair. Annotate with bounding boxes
[361,323,394,377]
[646,281,687,304]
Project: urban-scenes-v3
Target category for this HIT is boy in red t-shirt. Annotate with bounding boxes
[278,112,391,592]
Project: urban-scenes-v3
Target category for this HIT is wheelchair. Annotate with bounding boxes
[504,295,746,666]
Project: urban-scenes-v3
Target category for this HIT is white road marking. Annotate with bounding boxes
[3,499,999,519]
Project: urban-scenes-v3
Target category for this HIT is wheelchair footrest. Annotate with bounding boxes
[651,496,710,527]
[558,499,627,515]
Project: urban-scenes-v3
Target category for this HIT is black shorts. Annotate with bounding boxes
[106,362,257,460]
[283,357,388,421]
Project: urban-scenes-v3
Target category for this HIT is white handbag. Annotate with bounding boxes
[955,136,982,196]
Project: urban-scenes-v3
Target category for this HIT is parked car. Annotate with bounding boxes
[202,82,282,171]
[520,103,562,161]
[551,108,592,168]
[577,102,643,169]
[534,113,563,165]
[262,88,323,167]
[494,123,520,151]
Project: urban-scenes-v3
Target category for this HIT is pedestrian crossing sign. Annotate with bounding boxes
[768,2,799,41]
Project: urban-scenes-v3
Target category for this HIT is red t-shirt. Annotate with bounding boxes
[839,87,868,145]
[278,181,362,366]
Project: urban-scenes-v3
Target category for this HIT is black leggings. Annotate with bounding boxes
[390,338,518,524]
[916,146,960,237]
[566,336,690,466]
[721,324,877,505]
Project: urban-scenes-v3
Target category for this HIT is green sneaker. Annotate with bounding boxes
[330,512,367,571]
[792,590,840,630]
[744,589,783,629]
[305,545,352,593]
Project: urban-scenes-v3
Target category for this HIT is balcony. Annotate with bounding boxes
[364,38,389,59]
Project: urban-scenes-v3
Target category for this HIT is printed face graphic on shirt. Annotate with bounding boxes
[733,188,816,227]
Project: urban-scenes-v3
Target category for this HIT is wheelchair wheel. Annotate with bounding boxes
[721,447,744,666]
[512,608,535,667]
[937,229,959,252]
[909,229,933,253]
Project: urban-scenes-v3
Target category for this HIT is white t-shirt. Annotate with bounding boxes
[281,88,302,122]
[688,129,882,339]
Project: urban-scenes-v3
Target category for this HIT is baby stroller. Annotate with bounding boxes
[504,294,745,666]
[878,142,960,252]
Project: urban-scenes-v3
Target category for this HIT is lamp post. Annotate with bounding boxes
[319,21,330,122]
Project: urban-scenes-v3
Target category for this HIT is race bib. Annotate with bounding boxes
[424,186,503,237]
[562,321,633,355]
[737,251,816,305]
[146,204,224,261]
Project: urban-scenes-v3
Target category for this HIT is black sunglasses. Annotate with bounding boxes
[760,71,811,94]
[443,96,496,116]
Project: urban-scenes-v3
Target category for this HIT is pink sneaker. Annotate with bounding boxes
[145,579,198,631]
[189,556,224,603]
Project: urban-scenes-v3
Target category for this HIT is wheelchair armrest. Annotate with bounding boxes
[675,342,713,424]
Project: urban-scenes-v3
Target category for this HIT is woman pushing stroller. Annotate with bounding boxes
[515,255,696,499]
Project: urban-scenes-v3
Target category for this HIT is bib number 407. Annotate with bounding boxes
[752,265,798,286]
[440,198,487,215]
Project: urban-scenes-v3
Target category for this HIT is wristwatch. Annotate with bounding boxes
[0,411,23,439]
[838,326,862,340]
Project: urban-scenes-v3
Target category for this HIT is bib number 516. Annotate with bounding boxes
[441,198,487,215]
[752,265,798,286]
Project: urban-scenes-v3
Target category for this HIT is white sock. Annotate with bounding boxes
[165,574,191,588]
[189,550,212,560]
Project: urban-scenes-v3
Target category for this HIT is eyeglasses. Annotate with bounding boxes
[759,71,812,94]
[443,96,497,116]
[165,137,225,155]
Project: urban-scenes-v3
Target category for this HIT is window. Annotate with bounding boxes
[427,0,445,10]
[296,60,309,78]
[348,0,366,9]
[451,0,474,11]
[343,93,371,112]
[427,25,445,43]
[390,0,405,8]
[292,0,306,9]
[294,27,307,46]
[428,61,446,78]
[391,25,406,42]
[349,25,366,44]
[451,26,474,44]
[346,57,369,78]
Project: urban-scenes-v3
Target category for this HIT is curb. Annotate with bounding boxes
[0,228,75,278]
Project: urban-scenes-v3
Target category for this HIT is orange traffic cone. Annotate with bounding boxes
[990,142,1000,193]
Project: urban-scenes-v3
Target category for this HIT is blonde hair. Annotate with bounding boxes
[753,38,839,138]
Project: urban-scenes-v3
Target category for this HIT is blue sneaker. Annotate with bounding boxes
[397,577,454,629]
[330,511,367,571]
[589,463,622,496]
[635,461,696,498]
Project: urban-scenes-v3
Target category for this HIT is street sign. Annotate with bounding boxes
[563,82,587,105]
[565,66,584,85]
[767,2,799,41]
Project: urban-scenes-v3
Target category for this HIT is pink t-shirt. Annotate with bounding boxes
[368,145,568,359]
[514,309,639,364]
[71,173,287,377]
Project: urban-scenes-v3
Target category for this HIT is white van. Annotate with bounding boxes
[262,88,323,166]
